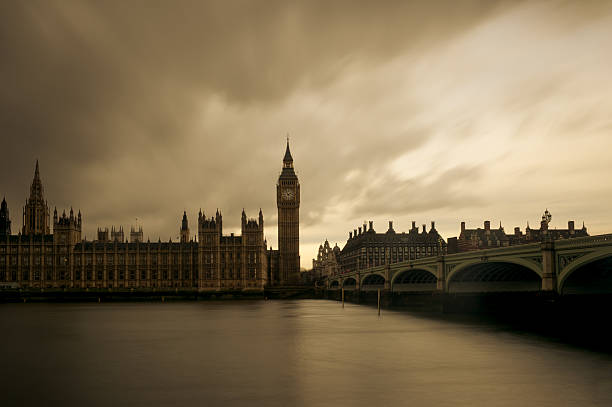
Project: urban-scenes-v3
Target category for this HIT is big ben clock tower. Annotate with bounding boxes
[277,140,300,285]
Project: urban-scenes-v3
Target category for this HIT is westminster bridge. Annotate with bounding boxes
[325,234,612,299]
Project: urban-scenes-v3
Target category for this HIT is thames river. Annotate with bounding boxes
[1,300,611,407]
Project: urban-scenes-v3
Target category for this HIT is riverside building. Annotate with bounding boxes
[0,143,301,290]
[337,220,448,273]
[446,210,588,253]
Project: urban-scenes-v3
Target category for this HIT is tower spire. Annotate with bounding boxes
[29,160,44,202]
[283,138,293,163]
[181,211,188,230]
[23,160,50,235]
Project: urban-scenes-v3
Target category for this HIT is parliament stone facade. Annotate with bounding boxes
[0,144,301,290]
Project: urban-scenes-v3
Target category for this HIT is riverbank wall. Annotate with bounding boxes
[0,287,320,303]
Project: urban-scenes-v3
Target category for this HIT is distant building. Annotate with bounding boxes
[447,210,588,253]
[311,239,341,280]
[337,220,447,274]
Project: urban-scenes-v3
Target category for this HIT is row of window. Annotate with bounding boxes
[0,246,56,253]
[0,270,193,282]
[0,253,261,265]
[0,245,200,254]
[0,268,261,282]
[357,245,441,254]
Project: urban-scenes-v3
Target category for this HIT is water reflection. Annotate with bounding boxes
[1,300,611,407]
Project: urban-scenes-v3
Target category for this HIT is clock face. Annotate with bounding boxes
[281,188,295,201]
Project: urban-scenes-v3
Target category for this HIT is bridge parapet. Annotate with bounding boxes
[444,243,541,262]
[554,234,612,249]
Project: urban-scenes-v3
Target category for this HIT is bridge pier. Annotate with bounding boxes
[436,257,446,293]
[541,240,558,293]
[383,265,392,307]
[384,264,391,291]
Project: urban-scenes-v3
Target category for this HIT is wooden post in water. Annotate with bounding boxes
[342,288,345,308]
[377,289,381,316]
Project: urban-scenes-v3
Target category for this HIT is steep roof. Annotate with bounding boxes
[283,140,293,162]
[29,160,45,203]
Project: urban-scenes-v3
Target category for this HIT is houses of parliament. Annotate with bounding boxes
[0,143,301,290]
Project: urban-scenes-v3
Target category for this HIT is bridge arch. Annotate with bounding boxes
[328,280,340,289]
[558,249,612,295]
[391,268,437,292]
[342,277,357,290]
[446,260,542,293]
[361,273,386,291]
[447,257,542,282]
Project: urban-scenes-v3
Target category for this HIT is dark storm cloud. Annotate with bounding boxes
[0,0,512,224]
[1,0,611,264]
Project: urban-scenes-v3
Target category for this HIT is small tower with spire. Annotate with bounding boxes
[22,160,50,235]
[0,197,11,236]
[180,211,190,243]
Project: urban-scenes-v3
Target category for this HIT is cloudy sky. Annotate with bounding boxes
[1,0,612,268]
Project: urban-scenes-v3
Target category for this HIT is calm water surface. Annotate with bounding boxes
[1,300,611,407]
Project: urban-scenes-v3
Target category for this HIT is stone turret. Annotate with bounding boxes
[0,197,11,236]
[53,206,82,245]
[130,225,143,243]
[97,227,109,241]
[180,211,190,242]
[111,226,124,242]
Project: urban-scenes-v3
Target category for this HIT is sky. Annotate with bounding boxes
[1,0,612,268]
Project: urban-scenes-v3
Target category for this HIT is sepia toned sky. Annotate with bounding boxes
[1,0,612,268]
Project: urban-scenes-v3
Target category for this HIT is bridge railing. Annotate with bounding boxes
[444,243,541,261]
[553,234,612,249]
